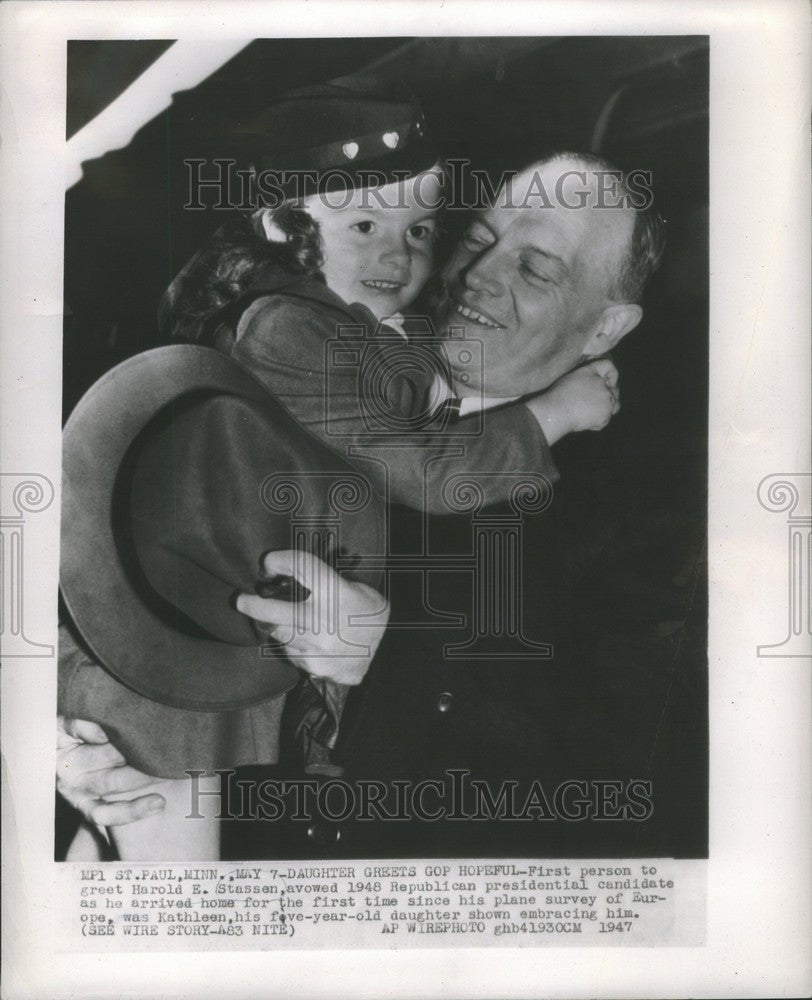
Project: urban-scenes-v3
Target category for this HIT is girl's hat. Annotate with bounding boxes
[244,74,437,195]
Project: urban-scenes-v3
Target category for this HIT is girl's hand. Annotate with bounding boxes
[236,550,390,687]
[525,358,620,444]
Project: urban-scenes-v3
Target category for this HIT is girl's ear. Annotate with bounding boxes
[256,208,288,244]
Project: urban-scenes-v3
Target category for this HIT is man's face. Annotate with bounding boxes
[438,160,635,397]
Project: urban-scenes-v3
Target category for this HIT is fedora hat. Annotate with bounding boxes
[60,345,384,712]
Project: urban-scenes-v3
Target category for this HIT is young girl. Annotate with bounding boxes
[163,76,616,513]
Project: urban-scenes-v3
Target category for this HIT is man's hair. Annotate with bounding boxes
[533,151,666,304]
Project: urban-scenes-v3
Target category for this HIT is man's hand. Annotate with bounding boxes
[236,550,390,687]
[57,717,166,826]
[524,358,620,445]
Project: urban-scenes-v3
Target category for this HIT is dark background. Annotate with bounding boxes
[59,37,708,861]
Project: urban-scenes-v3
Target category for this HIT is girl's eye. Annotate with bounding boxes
[350,221,375,234]
[407,223,436,241]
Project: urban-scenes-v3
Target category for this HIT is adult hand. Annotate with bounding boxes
[57,716,166,826]
[236,550,390,687]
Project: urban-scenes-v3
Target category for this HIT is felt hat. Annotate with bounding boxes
[243,74,437,194]
[60,345,385,712]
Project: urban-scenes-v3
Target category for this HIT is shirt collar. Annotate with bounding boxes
[381,313,409,340]
[429,372,518,416]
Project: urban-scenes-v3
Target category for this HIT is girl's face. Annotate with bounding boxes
[301,167,443,319]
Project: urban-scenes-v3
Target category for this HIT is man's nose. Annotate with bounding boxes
[462,254,504,298]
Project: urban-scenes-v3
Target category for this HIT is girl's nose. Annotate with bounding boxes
[379,235,410,270]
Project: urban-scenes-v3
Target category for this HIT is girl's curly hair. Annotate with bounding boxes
[162,204,323,344]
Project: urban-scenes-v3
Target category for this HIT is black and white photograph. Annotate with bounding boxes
[1,2,809,997]
[55,33,708,866]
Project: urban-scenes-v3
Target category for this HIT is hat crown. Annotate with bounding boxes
[243,74,434,182]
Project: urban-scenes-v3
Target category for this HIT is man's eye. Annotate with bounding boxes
[350,221,375,234]
[462,229,493,251]
[519,263,552,285]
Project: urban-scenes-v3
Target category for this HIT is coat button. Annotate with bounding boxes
[436,691,454,713]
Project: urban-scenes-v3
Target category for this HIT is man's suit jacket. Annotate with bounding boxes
[328,437,708,860]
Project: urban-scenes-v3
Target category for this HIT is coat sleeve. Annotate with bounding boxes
[231,295,559,514]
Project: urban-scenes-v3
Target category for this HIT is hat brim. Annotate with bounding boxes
[60,346,301,712]
[261,138,440,199]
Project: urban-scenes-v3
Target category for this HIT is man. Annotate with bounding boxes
[58,153,665,846]
[316,154,665,846]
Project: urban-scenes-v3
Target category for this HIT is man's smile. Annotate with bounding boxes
[446,291,505,330]
[454,302,504,329]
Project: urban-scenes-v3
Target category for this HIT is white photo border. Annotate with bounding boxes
[1,1,810,997]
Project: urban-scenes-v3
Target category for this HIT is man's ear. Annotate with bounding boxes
[583,302,643,357]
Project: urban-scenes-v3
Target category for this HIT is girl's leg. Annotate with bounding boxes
[108,773,222,862]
